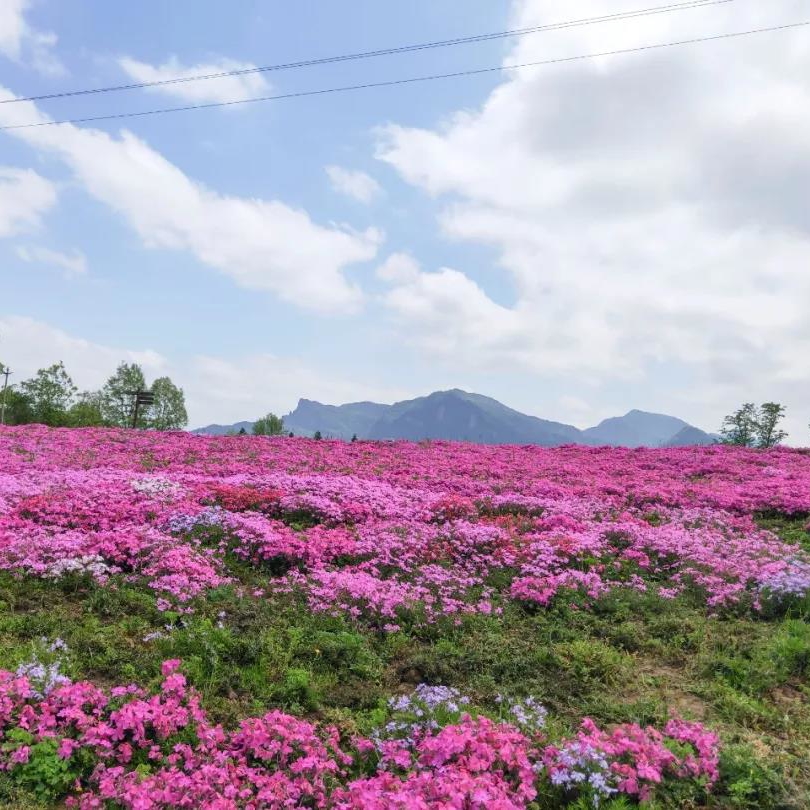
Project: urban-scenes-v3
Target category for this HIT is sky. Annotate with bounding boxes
[0,0,808,442]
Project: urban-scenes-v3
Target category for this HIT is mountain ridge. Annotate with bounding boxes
[191,390,716,447]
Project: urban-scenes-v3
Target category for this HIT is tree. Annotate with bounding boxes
[720,403,758,447]
[756,402,788,448]
[99,363,147,428]
[18,362,77,426]
[720,402,788,449]
[253,413,284,436]
[149,377,188,430]
[68,391,105,427]
[313,430,323,441]
[1,388,33,426]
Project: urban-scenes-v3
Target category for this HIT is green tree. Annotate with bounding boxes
[253,413,284,436]
[18,362,77,426]
[756,402,788,448]
[313,430,323,441]
[67,391,105,427]
[720,403,758,447]
[1,388,33,426]
[99,363,147,428]
[148,377,188,430]
[720,402,788,449]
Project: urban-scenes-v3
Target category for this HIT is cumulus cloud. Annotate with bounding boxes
[186,354,411,427]
[378,254,525,357]
[0,167,56,237]
[0,0,64,75]
[118,56,270,104]
[0,316,167,389]
[0,89,382,313]
[326,166,383,204]
[375,0,810,438]
[16,245,87,278]
[0,315,411,427]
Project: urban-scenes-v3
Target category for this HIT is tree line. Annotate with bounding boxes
[0,361,802,446]
[719,402,792,448]
[0,360,187,430]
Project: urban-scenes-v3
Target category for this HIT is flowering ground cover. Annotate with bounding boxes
[0,426,808,807]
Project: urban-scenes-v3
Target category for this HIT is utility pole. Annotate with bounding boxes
[0,366,11,426]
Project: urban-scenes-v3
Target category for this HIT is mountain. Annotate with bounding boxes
[366,389,583,445]
[191,392,714,447]
[583,410,693,447]
[664,425,717,447]
[191,420,254,436]
[282,399,388,439]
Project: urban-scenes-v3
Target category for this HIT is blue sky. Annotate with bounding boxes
[1,0,809,441]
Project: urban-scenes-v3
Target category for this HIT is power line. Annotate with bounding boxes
[1,20,805,132]
[0,0,738,105]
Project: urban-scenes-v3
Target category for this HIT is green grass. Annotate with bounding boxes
[0,515,808,808]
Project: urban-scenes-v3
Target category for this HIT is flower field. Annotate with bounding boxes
[0,426,809,808]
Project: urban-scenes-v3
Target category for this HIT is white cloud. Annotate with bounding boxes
[0,89,382,313]
[375,0,810,440]
[16,245,87,278]
[118,56,270,104]
[0,0,28,59]
[0,316,167,390]
[376,252,420,283]
[0,167,56,237]
[326,165,382,204]
[0,315,410,427]
[0,0,64,75]
[378,256,525,358]
[186,354,410,427]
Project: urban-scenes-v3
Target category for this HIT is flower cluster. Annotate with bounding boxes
[377,685,473,750]
[0,661,720,808]
[496,694,548,736]
[14,637,71,699]
[0,429,808,622]
[543,717,720,804]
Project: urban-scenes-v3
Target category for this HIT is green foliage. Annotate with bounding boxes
[67,391,105,427]
[313,430,323,440]
[99,362,147,427]
[18,362,77,427]
[720,402,788,448]
[98,364,187,430]
[0,515,808,806]
[1,733,87,803]
[0,387,33,426]
[757,402,789,448]
[275,667,319,712]
[252,413,284,436]
[0,361,185,431]
[149,376,188,430]
[716,744,785,808]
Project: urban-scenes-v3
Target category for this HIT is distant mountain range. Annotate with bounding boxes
[191,389,717,447]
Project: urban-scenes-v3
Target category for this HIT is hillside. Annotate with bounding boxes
[365,389,583,445]
[1,427,809,807]
[584,409,711,447]
[194,391,716,447]
[283,399,388,438]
